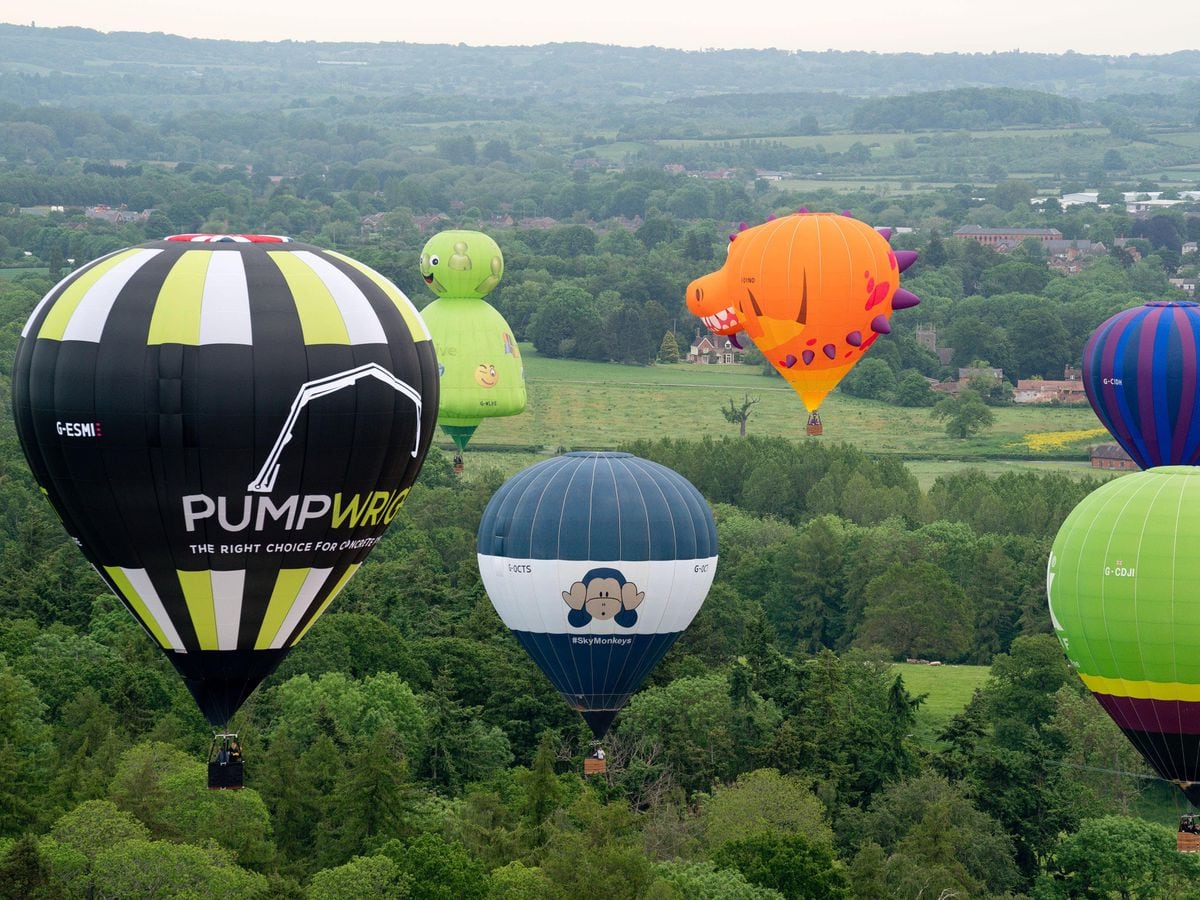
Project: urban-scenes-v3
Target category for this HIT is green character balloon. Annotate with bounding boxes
[420,230,504,298]
[419,230,525,455]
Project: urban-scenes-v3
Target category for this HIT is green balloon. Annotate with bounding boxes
[421,297,526,450]
[1048,466,1200,802]
[419,230,504,299]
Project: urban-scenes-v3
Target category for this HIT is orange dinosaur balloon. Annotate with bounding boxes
[687,212,919,412]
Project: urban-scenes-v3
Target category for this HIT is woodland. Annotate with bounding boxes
[2,23,1200,898]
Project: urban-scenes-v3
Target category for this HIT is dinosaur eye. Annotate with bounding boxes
[695,288,703,302]
[429,255,440,266]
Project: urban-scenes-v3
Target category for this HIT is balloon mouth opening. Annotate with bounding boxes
[165,233,293,243]
[1146,300,1199,307]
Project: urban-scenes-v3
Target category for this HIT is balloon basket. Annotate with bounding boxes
[806,412,822,436]
[208,732,245,790]
[1179,815,1200,852]
[583,756,607,776]
[208,760,244,790]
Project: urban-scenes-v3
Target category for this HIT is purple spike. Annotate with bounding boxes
[767,213,776,221]
[729,234,737,242]
[841,209,852,216]
[784,354,797,368]
[894,250,918,272]
[802,349,815,365]
[738,221,749,231]
[729,333,743,349]
[823,343,836,359]
[870,314,891,334]
[891,288,921,310]
[876,227,893,240]
[846,330,863,347]
[798,207,809,214]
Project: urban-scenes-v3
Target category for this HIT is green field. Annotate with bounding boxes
[893,662,1186,825]
[457,348,1106,468]
[655,127,1111,154]
[903,459,1100,490]
[893,662,990,746]
[0,267,49,279]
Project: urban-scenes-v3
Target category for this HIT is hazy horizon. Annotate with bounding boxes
[9,1,1200,55]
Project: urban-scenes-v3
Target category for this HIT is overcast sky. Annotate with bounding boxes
[12,1,1199,54]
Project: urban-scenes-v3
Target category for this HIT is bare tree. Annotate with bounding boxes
[721,393,759,437]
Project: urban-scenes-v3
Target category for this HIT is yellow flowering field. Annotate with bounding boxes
[1022,427,1109,453]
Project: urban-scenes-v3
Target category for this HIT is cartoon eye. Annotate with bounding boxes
[694,288,703,302]
[489,366,497,377]
[429,255,440,266]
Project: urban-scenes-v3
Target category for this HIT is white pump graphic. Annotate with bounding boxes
[249,363,423,493]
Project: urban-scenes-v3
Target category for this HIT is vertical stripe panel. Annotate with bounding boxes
[147,250,209,345]
[266,251,350,344]
[178,569,218,650]
[104,566,172,649]
[38,249,154,340]
[255,568,311,650]
[199,251,254,345]
[268,568,333,649]
[290,251,387,344]
[21,248,126,337]
[1150,308,1173,463]
[1178,312,1200,463]
[211,570,246,651]
[291,564,360,645]
[1137,306,1162,464]
[1112,308,1153,466]
[107,566,185,651]
[325,250,431,341]
[59,250,165,342]
[1084,323,1120,453]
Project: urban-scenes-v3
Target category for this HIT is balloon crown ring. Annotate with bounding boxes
[165,233,292,243]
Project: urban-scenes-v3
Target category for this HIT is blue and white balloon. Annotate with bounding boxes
[476,452,718,739]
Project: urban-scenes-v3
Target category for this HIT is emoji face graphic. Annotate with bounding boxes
[475,363,498,388]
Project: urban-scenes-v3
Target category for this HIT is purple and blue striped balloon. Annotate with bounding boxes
[1083,300,1200,469]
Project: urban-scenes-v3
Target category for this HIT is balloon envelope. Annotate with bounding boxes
[477,452,717,739]
[418,230,524,450]
[1083,300,1200,469]
[1048,466,1200,803]
[686,213,917,413]
[421,298,525,451]
[13,235,439,725]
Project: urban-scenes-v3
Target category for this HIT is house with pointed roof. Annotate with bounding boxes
[688,329,744,365]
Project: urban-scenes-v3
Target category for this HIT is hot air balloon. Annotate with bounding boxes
[418,230,525,465]
[686,212,919,433]
[477,452,717,768]
[12,234,439,781]
[1048,466,1200,809]
[1083,300,1200,469]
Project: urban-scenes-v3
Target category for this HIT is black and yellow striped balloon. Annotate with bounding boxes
[12,235,439,725]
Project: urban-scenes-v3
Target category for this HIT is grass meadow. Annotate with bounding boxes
[892,662,990,747]
[450,348,1109,485]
